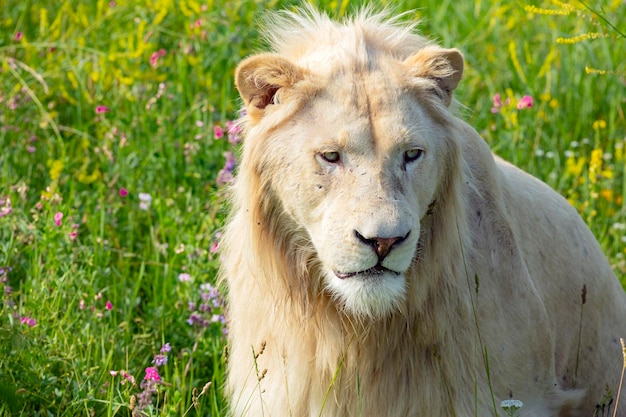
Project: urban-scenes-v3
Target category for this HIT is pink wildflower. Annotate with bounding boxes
[14,32,22,41]
[517,95,534,109]
[95,105,110,114]
[119,188,128,197]
[20,316,36,326]
[68,231,78,241]
[120,371,136,385]
[214,125,224,139]
[491,93,511,114]
[110,370,118,376]
[54,212,63,226]
[178,273,192,283]
[150,52,160,67]
[210,241,219,253]
[105,300,113,310]
[0,197,12,217]
[150,49,166,67]
[144,367,161,381]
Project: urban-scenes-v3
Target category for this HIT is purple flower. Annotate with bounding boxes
[160,343,171,353]
[187,312,202,326]
[226,121,242,145]
[223,152,236,171]
[153,354,168,366]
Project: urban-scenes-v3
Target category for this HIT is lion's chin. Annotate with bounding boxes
[324,270,407,319]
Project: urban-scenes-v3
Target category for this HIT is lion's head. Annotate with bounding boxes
[231,9,465,319]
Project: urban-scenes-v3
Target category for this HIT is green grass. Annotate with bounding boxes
[0,0,624,415]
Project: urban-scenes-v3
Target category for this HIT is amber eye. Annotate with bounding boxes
[320,151,341,163]
[404,148,424,164]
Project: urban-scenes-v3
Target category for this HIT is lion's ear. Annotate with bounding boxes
[235,54,305,123]
[404,47,464,106]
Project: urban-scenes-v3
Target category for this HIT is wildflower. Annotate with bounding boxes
[224,152,237,172]
[592,120,607,130]
[210,241,219,253]
[54,212,63,226]
[20,316,36,326]
[178,273,192,283]
[226,121,243,145]
[153,354,168,366]
[14,32,22,41]
[136,367,160,412]
[110,370,118,377]
[0,197,12,217]
[27,146,36,153]
[501,399,523,416]
[490,93,510,113]
[216,151,237,186]
[187,312,203,326]
[120,371,136,386]
[160,343,171,353]
[589,148,603,184]
[517,95,533,109]
[79,299,85,310]
[214,125,224,139]
[149,49,166,68]
[95,105,110,114]
[105,300,113,310]
[68,231,78,241]
[119,188,128,197]
[144,367,161,381]
[138,193,152,210]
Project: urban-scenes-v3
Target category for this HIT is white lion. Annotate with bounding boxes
[220,7,626,417]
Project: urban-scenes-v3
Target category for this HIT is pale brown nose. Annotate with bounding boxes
[354,231,410,261]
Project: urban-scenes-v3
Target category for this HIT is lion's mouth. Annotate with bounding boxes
[334,264,401,280]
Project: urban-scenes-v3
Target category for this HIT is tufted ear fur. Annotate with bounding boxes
[235,54,306,123]
[404,47,464,106]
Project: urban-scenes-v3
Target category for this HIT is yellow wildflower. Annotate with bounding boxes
[565,156,586,177]
[593,120,607,130]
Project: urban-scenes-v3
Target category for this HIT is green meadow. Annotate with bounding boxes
[0,0,624,415]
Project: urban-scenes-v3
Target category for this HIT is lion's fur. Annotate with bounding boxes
[220,7,626,417]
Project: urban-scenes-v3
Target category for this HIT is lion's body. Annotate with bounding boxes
[221,8,626,417]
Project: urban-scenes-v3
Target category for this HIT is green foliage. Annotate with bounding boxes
[0,0,624,415]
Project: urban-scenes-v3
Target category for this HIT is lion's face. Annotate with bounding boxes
[236,48,463,318]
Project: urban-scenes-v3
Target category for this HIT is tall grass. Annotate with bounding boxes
[0,0,624,415]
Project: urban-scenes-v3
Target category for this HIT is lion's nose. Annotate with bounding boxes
[354,230,410,261]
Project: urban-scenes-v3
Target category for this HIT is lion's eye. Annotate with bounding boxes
[404,148,424,164]
[320,151,341,163]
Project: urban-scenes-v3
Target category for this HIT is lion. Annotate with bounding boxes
[219,7,626,417]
